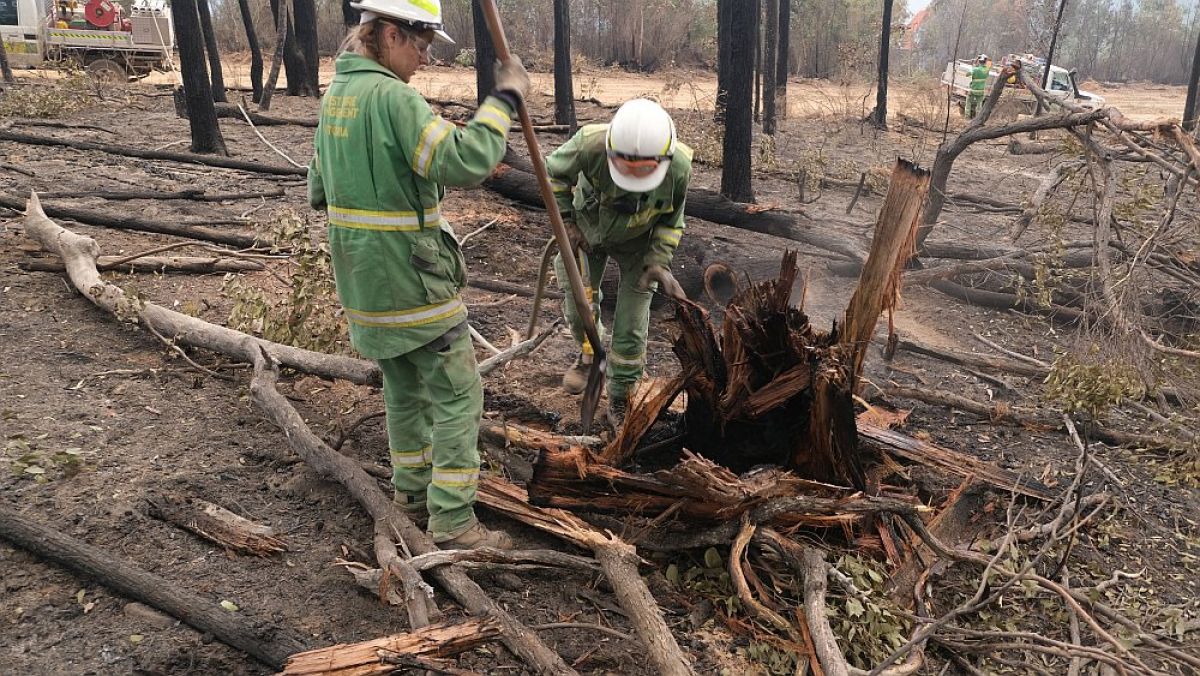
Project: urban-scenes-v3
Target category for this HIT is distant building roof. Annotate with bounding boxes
[901,8,931,50]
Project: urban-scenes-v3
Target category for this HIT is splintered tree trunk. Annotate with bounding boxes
[472,0,497,105]
[195,0,227,103]
[0,37,14,84]
[292,0,321,96]
[553,0,577,132]
[721,2,756,202]
[762,0,778,134]
[1185,25,1200,130]
[872,0,894,128]
[171,0,227,154]
[776,0,789,119]
[281,618,503,675]
[237,0,264,102]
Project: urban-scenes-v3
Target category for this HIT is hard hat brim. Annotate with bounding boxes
[608,156,671,194]
[434,28,454,45]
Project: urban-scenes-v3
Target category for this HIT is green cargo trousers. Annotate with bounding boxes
[966,92,984,118]
[554,247,654,402]
[377,326,482,540]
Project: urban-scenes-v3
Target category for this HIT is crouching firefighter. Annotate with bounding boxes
[307,0,530,549]
[546,98,692,423]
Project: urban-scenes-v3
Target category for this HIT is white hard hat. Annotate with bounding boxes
[352,0,454,44]
[606,98,677,193]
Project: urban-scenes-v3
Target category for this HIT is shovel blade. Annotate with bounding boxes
[579,353,606,432]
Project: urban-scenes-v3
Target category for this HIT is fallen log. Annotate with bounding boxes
[214,102,318,128]
[0,129,307,176]
[0,500,305,670]
[35,187,287,202]
[0,192,260,248]
[468,277,560,300]
[144,493,287,556]
[22,254,264,274]
[1007,137,1059,155]
[280,617,501,676]
[484,163,868,262]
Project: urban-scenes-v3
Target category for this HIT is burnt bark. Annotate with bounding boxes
[195,0,227,103]
[472,0,497,105]
[871,0,894,128]
[269,0,308,97]
[762,0,778,134]
[170,0,227,154]
[237,0,265,102]
[260,0,288,111]
[720,0,756,202]
[1185,24,1200,130]
[292,0,321,96]
[341,0,358,26]
[553,0,577,132]
[715,0,733,122]
[1034,0,1068,118]
[0,36,14,84]
[775,0,789,117]
[753,0,762,123]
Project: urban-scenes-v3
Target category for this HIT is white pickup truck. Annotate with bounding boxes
[941,54,1105,117]
[0,0,174,80]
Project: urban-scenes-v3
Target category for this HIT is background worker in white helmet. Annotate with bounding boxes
[308,0,530,548]
[545,98,693,422]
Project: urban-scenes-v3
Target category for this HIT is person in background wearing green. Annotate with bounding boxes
[308,0,530,549]
[966,53,989,118]
[546,98,692,424]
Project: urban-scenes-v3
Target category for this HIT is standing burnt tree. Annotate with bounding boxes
[171,0,227,154]
[553,0,577,132]
[237,0,264,102]
[762,0,779,134]
[1186,22,1200,130]
[1034,0,1068,118]
[472,0,496,105]
[293,0,321,96]
[195,0,227,103]
[721,1,756,203]
[0,37,13,85]
[870,0,895,128]
[715,0,733,122]
[269,0,312,97]
[342,0,359,28]
[775,0,789,118]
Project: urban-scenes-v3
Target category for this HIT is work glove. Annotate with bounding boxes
[493,55,531,102]
[638,264,685,301]
[564,217,590,254]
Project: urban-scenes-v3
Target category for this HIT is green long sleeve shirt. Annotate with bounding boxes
[545,124,693,268]
[308,52,514,359]
[970,64,989,92]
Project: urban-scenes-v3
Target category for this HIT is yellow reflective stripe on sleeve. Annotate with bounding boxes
[344,298,466,328]
[413,118,456,177]
[550,178,571,194]
[390,445,433,468]
[431,468,479,487]
[653,227,683,245]
[608,349,645,367]
[475,103,512,135]
[327,205,442,231]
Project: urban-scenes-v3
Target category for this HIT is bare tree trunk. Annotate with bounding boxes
[472,0,496,105]
[762,0,778,134]
[270,0,307,96]
[721,2,756,203]
[715,0,732,122]
[196,0,227,103]
[259,0,289,111]
[1185,24,1200,130]
[1034,0,1068,118]
[754,0,762,123]
[553,0,577,132]
[171,0,227,154]
[292,0,321,96]
[776,0,789,118]
[0,37,14,84]
[872,0,894,128]
[341,0,358,27]
[237,0,264,103]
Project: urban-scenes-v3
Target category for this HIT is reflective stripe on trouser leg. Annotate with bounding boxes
[406,329,484,539]
[378,354,433,505]
[553,250,608,350]
[607,249,655,401]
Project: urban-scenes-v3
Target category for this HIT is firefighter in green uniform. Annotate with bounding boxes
[966,53,989,118]
[546,98,691,422]
[307,0,530,549]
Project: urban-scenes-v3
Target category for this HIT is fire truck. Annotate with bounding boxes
[0,0,174,81]
[941,53,1105,119]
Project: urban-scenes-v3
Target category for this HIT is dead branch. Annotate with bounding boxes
[234,100,305,169]
[477,320,560,375]
[0,129,306,176]
[404,546,600,573]
[280,617,501,675]
[23,254,264,274]
[35,187,286,202]
[144,493,288,556]
[1010,160,1086,242]
[0,501,305,669]
[211,102,318,127]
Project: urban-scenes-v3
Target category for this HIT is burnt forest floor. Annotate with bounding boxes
[1,67,1198,675]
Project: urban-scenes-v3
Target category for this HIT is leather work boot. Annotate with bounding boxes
[392,492,429,529]
[435,521,514,550]
[607,394,628,428]
[561,353,593,395]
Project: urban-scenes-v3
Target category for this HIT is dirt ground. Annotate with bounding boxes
[2,63,1199,675]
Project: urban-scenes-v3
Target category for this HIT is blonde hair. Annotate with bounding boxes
[338,18,417,62]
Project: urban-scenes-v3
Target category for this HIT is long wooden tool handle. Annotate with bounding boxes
[477,0,604,355]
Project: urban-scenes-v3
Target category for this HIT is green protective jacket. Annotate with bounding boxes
[970,64,989,92]
[545,124,693,268]
[308,52,514,359]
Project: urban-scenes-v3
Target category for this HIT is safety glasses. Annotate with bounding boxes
[607,150,670,178]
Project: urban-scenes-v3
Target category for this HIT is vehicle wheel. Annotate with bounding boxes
[86,59,129,83]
